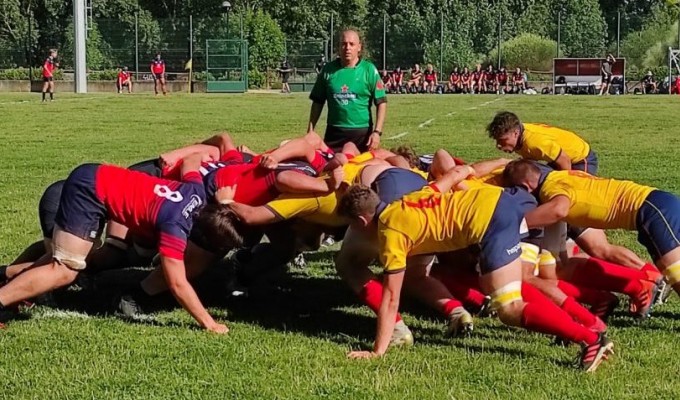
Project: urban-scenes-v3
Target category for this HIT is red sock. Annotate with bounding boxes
[441,298,464,317]
[561,296,597,326]
[431,267,486,309]
[557,280,614,306]
[360,280,402,322]
[520,284,598,345]
[569,258,644,297]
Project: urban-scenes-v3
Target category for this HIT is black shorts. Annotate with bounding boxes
[39,180,66,238]
[324,125,372,153]
[602,74,611,84]
[282,73,290,84]
[128,158,163,177]
[153,73,164,80]
[43,76,53,82]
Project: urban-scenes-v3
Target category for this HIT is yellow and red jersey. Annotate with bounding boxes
[539,170,654,230]
[516,123,590,164]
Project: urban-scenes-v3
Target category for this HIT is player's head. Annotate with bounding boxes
[426,63,433,72]
[338,184,381,228]
[515,67,521,73]
[49,49,58,57]
[155,53,161,60]
[502,159,542,192]
[463,67,469,73]
[338,29,362,64]
[123,66,128,71]
[390,145,419,169]
[487,111,522,153]
[414,63,420,70]
[487,64,493,71]
[192,204,245,254]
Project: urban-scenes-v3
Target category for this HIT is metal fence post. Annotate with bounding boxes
[557,11,561,58]
[134,12,139,81]
[616,11,621,57]
[439,12,444,75]
[497,10,502,68]
[382,13,386,70]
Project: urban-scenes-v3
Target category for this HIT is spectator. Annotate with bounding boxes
[460,67,472,94]
[390,66,404,93]
[422,64,438,93]
[380,69,392,92]
[116,66,133,94]
[447,67,461,93]
[485,65,498,94]
[641,71,657,94]
[307,29,387,152]
[599,54,615,95]
[512,67,526,92]
[472,64,485,94]
[150,52,167,96]
[406,64,422,93]
[315,55,326,74]
[497,67,509,94]
[278,58,293,93]
[41,49,58,102]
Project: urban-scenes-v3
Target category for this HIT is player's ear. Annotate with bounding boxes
[358,215,371,227]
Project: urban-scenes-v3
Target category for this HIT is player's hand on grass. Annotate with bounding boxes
[347,350,380,359]
[206,322,229,334]
[216,185,237,205]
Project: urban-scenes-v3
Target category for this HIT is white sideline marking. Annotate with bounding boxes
[418,118,435,128]
[31,309,93,320]
[386,131,410,140]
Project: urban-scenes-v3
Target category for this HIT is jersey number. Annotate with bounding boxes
[154,185,183,202]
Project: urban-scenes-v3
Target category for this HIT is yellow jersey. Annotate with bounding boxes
[377,185,502,272]
[265,162,364,227]
[517,123,590,164]
[539,170,654,230]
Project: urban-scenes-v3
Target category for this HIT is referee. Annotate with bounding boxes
[307,29,387,152]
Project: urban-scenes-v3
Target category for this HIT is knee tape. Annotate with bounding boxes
[490,280,523,309]
[664,261,680,286]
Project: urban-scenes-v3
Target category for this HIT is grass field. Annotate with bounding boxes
[1,92,680,399]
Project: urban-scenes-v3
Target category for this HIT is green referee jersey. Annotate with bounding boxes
[310,58,387,129]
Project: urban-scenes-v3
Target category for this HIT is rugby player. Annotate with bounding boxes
[150,53,167,96]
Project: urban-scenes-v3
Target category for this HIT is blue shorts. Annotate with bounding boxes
[39,180,65,238]
[371,168,427,204]
[478,190,524,273]
[636,190,680,261]
[54,164,107,242]
[572,149,599,176]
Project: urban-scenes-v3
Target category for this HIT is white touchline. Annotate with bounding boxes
[386,131,410,140]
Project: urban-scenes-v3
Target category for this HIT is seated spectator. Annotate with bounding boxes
[406,64,422,93]
[512,67,526,92]
[116,66,132,94]
[380,69,392,92]
[390,66,404,93]
[642,71,657,94]
[447,67,461,93]
[422,64,438,93]
[460,67,472,94]
[471,64,485,94]
[485,64,498,94]
[497,66,509,94]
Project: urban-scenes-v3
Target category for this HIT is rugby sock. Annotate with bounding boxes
[441,298,464,317]
[520,284,598,345]
[360,279,402,322]
[41,92,45,101]
[569,258,644,297]
[49,92,53,100]
[557,280,614,306]
[431,267,486,309]
[0,265,7,281]
[560,297,597,327]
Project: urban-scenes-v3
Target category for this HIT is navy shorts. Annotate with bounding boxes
[572,149,599,176]
[153,73,164,80]
[478,190,525,273]
[39,180,65,238]
[372,168,427,204]
[636,190,680,261]
[54,164,107,242]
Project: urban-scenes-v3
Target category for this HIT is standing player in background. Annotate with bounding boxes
[117,66,133,94]
[41,49,58,102]
[599,54,616,96]
[150,52,167,96]
[307,29,387,153]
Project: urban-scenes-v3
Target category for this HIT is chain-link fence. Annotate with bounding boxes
[1,11,679,86]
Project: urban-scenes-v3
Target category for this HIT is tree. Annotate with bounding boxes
[62,20,111,69]
[245,10,285,87]
[558,0,607,57]
[488,33,563,71]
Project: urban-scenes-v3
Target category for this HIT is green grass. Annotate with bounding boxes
[2,92,680,399]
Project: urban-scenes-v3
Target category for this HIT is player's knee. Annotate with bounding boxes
[663,260,680,286]
[490,280,524,326]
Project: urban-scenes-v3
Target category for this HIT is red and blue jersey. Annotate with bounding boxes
[151,59,165,74]
[94,165,205,260]
[43,57,56,78]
